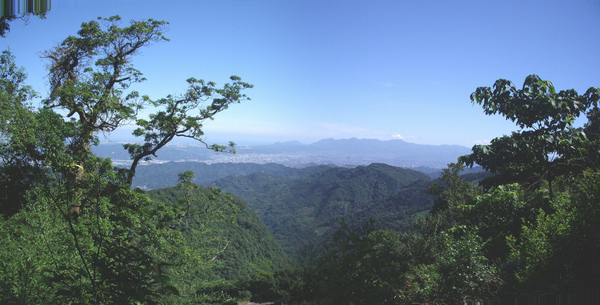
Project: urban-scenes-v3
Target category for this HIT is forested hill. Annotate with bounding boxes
[205,163,434,258]
[146,185,290,281]
[131,162,331,190]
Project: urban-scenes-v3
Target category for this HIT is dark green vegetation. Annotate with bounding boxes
[127,161,434,259]
[146,181,289,281]
[131,162,331,190]
[0,16,261,304]
[241,75,600,305]
[206,163,433,258]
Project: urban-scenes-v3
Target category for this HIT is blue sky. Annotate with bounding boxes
[2,0,599,147]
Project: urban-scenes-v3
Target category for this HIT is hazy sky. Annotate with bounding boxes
[2,0,599,147]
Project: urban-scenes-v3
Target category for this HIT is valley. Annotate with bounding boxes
[99,138,481,260]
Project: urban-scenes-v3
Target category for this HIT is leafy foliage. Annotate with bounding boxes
[309,220,408,304]
[42,16,251,184]
[0,15,254,304]
[210,163,433,258]
[460,75,600,190]
[123,74,252,183]
[146,179,290,282]
[255,76,600,304]
[396,75,600,303]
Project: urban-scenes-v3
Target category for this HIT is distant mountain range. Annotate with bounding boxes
[93,137,472,169]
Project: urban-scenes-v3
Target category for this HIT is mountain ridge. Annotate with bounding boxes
[204,163,434,258]
[94,137,471,168]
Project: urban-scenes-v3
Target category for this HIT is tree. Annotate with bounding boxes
[0,49,40,214]
[401,164,502,304]
[503,168,600,293]
[43,15,252,184]
[0,49,40,164]
[0,15,252,304]
[460,75,600,192]
[123,75,251,184]
[302,219,410,305]
[422,163,480,233]
[456,75,600,298]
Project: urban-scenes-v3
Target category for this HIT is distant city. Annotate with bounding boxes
[93,138,472,170]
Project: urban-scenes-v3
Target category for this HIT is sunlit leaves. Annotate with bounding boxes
[470,75,595,131]
[435,226,502,302]
[42,15,169,146]
[123,75,252,183]
[461,75,600,189]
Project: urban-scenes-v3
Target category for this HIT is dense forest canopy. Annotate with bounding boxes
[1,13,600,305]
[206,163,434,259]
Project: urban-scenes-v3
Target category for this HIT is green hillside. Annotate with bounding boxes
[146,185,290,281]
[206,163,434,258]
[132,162,331,190]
